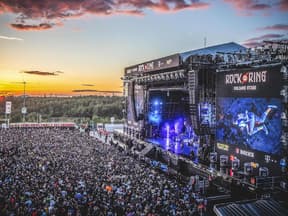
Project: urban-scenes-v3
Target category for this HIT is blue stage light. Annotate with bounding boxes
[174,121,180,134]
[166,124,170,138]
[148,114,161,124]
[280,158,287,167]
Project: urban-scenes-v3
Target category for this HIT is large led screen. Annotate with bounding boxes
[216,65,282,157]
[126,82,135,125]
[134,84,144,120]
[216,97,282,155]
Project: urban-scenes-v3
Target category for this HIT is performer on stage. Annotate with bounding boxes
[181,119,193,139]
[233,105,277,136]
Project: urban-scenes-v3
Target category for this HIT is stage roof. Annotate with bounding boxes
[214,199,288,216]
[124,42,247,75]
[180,42,247,62]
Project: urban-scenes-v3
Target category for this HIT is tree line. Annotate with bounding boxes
[0,95,124,123]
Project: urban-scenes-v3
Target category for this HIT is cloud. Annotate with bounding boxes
[10,23,55,31]
[246,33,285,42]
[81,84,95,87]
[243,41,264,47]
[258,24,288,31]
[243,33,286,47]
[72,89,121,93]
[0,35,23,41]
[279,0,288,11]
[0,91,11,96]
[224,0,271,10]
[224,0,288,14]
[0,0,210,31]
[73,89,98,92]
[22,70,64,76]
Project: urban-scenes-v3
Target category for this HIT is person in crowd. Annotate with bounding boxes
[0,128,203,216]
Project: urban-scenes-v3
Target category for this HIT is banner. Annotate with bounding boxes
[125,54,180,75]
[5,101,12,114]
[216,65,282,98]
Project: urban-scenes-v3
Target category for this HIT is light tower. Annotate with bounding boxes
[21,81,27,122]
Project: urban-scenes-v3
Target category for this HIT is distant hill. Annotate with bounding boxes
[0,95,123,123]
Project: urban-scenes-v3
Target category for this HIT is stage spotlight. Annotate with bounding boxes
[281,65,287,73]
[244,162,253,175]
[166,74,170,80]
[166,124,170,139]
[220,155,228,167]
[231,158,240,170]
[259,167,269,177]
[210,152,218,163]
[170,74,175,80]
[179,71,185,79]
[161,74,165,80]
[175,72,179,79]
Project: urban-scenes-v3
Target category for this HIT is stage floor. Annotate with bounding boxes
[145,137,199,162]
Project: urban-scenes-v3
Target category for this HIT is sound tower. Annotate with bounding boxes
[188,69,200,134]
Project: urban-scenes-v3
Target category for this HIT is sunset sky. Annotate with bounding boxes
[0,0,287,96]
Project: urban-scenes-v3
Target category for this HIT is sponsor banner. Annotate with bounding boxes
[125,54,180,75]
[217,143,281,165]
[5,101,12,114]
[217,143,229,151]
[216,65,282,98]
[9,122,76,128]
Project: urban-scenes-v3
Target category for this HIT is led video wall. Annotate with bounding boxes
[216,65,282,161]
[126,83,145,127]
[126,82,135,125]
[217,97,281,155]
[134,84,144,120]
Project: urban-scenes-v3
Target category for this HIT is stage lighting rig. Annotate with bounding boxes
[259,167,269,177]
[244,162,253,175]
[219,155,228,167]
[281,65,288,82]
[165,74,170,81]
[231,158,240,171]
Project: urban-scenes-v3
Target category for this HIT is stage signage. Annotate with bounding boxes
[217,143,229,151]
[125,54,180,75]
[5,101,12,114]
[216,65,281,98]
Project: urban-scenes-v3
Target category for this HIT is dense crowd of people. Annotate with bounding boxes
[0,128,206,216]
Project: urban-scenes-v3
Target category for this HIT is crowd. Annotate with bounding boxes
[0,128,206,216]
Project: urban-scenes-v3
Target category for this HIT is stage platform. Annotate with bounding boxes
[145,137,199,161]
